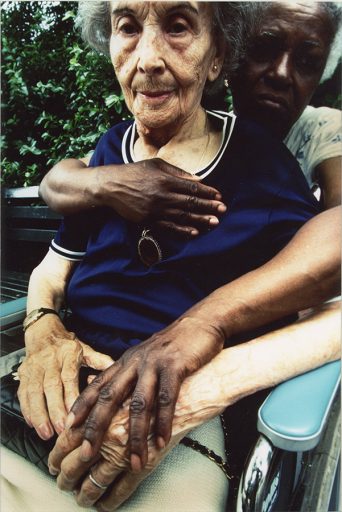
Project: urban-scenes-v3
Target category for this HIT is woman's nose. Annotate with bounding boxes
[137,29,165,75]
[268,53,293,86]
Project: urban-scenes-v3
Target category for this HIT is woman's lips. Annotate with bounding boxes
[137,90,174,105]
[256,94,289,111]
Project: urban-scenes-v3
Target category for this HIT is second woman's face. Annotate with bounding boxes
[109,1,221,133]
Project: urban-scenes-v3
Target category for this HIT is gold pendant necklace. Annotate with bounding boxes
[138,229,162,267]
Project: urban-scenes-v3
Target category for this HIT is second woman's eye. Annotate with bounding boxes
[166,16,190,36]
[169,22,187,34]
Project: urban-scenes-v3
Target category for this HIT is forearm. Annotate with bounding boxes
[27,252,72,312]
[40,159,101,214]
[185,207,341,338]
[174,302,341,433]
[26,251,75,351]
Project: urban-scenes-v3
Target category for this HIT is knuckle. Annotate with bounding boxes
[130,433,144,448]
[98,385,115,405]
[158,389,172,408]
[186,195,197,209]
[85,417,100,437]
[179,211,191,223]
[130,393,147,415]
[189,182,198,194]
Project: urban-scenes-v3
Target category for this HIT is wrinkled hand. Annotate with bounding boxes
[48,404,184,510]
[17,314,113,439]
[66,316,225,470]
[97,158,227,236]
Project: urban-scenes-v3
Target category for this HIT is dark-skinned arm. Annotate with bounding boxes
[66,206,341,471]
[39,158,227,237]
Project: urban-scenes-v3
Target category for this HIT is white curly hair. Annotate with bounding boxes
[75,1,342,84]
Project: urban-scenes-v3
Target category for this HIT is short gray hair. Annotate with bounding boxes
[215,1,342,83]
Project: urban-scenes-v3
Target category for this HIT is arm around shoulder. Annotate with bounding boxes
[40,158,100,214]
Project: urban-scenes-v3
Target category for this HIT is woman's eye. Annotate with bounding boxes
[248,38,280,63]
[118,21,138,36]
[166,16,190,36]
[169,22,187,34]
[295,54,323,75]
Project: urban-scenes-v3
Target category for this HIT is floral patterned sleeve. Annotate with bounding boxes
[284,105,342,189]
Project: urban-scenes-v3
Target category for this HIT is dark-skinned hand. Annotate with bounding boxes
[95,158,227,236]
[65,316,225,471]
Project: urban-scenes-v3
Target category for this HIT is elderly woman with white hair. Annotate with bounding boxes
[1,2,341,511]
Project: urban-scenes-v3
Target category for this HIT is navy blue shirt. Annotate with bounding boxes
[52,111,320,359]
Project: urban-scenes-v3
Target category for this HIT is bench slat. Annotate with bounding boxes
[6,205,62,220]
[3,186,39,199]
[7,228,57,243]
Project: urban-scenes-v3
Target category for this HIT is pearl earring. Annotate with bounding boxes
[213,64,218,72]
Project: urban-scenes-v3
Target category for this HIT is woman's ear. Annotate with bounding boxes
[207,41,226,82]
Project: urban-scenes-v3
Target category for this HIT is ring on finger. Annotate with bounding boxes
[89,471,108,490]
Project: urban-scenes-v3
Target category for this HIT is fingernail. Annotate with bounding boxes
[215,193,222,200]
[217,204,227,213]
[80,439,93,462]
[65,412,75,430]
[37,423,53,440]
[49,465,58,476]
[156,436,165,449]
[55,420,65,434]
[190,229,199,236]
[209,217,219,226]
[131,453,142,473]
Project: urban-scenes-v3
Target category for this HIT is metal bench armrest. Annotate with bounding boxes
[257,361,341,451]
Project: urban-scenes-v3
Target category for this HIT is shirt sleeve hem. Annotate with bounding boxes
[50,240,85,261]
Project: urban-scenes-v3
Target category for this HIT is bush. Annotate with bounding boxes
[1,1,128,187]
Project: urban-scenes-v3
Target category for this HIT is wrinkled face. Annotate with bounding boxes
[109,1,222,133]
[231,2,332,138]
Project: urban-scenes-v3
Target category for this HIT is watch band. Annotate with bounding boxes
[23,308,59,332]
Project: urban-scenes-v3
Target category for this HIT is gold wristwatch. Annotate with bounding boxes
[23,307,59,332]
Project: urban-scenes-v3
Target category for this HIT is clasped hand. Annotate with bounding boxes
[65,316,225,471]
[17,314,113,439]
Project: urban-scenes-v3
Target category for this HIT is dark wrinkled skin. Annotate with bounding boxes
[96,158,227,236]
[67,316,225,470]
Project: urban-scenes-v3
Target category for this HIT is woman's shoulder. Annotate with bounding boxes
[286,105,341,141]
[90,119,134,166]
[97,119,134,148]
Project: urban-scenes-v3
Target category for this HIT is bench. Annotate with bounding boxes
[1,186,62,354]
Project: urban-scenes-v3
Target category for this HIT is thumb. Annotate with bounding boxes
[79,341,115,370]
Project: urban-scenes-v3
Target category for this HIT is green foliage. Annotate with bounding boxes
[1,1,128,187]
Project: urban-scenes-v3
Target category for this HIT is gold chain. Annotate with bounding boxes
[180,421,231,481]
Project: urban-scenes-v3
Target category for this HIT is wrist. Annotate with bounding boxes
[23,307,59,333]
[184,299,234,341]
[92,165,121,209]
[24,313,73,353]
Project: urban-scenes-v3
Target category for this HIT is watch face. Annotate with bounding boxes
[26,310,38,322]
[23,309,42,329]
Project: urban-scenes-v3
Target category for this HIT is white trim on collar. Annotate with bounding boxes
[121,110,236,180]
